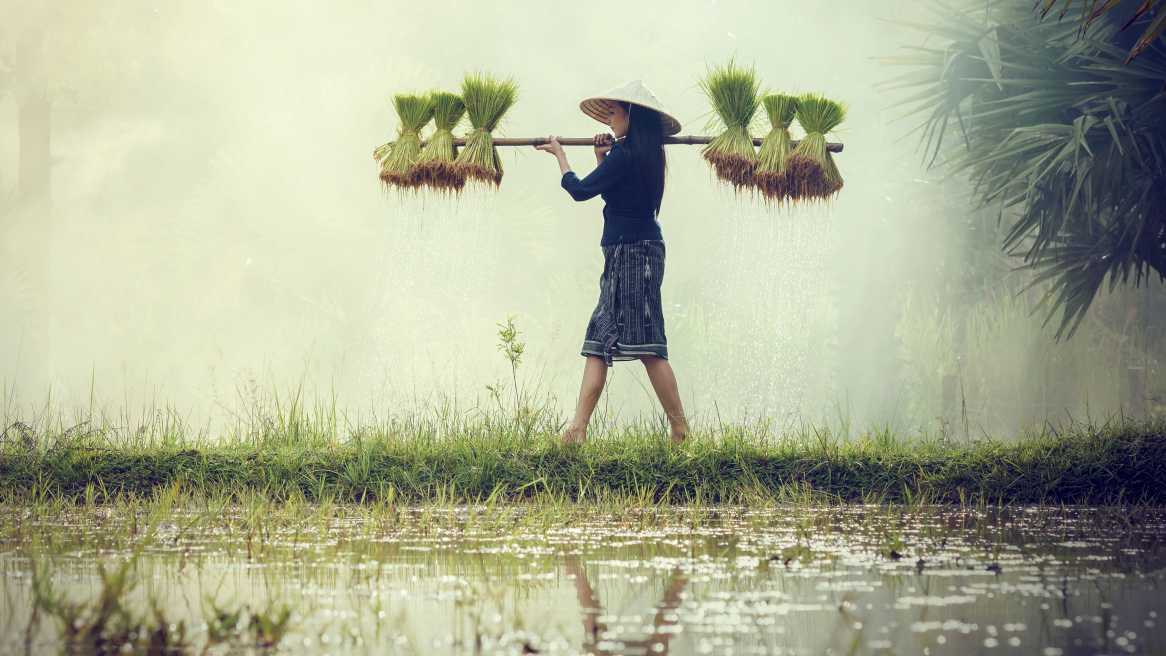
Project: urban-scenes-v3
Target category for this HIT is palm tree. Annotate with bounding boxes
[883,0,1166,338]
[1039,0,1166,62]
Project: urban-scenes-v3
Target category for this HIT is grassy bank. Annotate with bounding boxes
[2,411,1163,504]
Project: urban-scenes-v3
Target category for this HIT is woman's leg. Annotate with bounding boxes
[641,356,688,443]
[562,355,608,443]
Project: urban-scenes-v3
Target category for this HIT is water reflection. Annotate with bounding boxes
[565,554,687,655]
[1,504,1164,654]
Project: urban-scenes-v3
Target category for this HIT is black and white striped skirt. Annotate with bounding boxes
[581,239,668,366]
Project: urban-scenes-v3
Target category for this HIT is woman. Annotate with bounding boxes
[534,80,689,445]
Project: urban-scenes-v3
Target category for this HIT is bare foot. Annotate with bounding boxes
[561,423,586,445]
[669,419,689,444]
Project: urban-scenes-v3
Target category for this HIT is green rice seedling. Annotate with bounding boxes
[788,93,846,200]
[378,92,436,191]
[697,58,763,192]
[753,93,799,204]
[411,91,468,194]
[452,72,519,187]
[372,140,393,162]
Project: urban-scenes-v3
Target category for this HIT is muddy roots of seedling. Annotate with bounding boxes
[702,149,757,191]
[411,158,468,195]
[412,91,468,194]
[697,57,762,195]
[789,93,846,202]
[754,94,799,206]
[376,92,435,192]
[754,130,794,205]
[453,128,504,187]
[378,130,424,190]
[411,130,468,194]
[787,133,843,201]
[753,170,791,205]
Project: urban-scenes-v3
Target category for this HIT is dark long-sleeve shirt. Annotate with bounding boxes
[560,138,664,246]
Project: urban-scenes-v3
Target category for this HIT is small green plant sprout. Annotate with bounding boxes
[483,314,562,439]
[769,517,816,566]
[494,315,525,418]
[772,543,814,568]
[878,529,907,560]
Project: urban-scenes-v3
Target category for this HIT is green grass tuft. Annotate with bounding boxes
[2,412,1162,506]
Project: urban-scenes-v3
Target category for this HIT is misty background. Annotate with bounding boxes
[1,0,1157,439]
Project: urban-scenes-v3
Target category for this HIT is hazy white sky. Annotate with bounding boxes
[0,1,1133,437]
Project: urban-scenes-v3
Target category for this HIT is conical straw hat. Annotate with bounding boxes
[579,79,682,136]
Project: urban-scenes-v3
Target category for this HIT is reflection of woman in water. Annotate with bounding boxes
[535,80,689,446]
[563,554,687,654]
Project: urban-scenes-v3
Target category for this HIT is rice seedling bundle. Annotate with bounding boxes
[372,141,394,162]
[787,93,846,200]
[697,59,762,191]
[411,91,467,194]
[378,93,435,190]
[452,73,519,187]
[753,94,799,204]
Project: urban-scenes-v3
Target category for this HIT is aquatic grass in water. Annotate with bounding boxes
[378,92,436,192]
[452,72,518,188]
[411,91,468,195]
[754,93,799,205]
[698,58,763,193]
[4,500,1165,655]
[789,93,846,200]
[29,556,194,655]
[19,501,294,655]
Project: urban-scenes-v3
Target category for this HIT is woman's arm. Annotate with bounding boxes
[561,148,627,201]
[535,133,621,201]
[549,145,602,174]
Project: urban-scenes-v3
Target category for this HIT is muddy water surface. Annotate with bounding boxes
[1,505,1163,655]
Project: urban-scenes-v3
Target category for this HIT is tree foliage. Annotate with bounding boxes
[884,0,1166,338]
[1040,0,1166,62]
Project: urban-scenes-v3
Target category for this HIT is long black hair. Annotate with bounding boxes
[619,101,667,218]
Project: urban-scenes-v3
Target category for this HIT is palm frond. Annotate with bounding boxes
[883,0,1166,338]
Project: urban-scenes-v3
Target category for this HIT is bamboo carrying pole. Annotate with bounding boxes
[439,135,844,152]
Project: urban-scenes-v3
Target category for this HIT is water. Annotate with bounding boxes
[703,192,837,424]
[2,504,1163,654]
